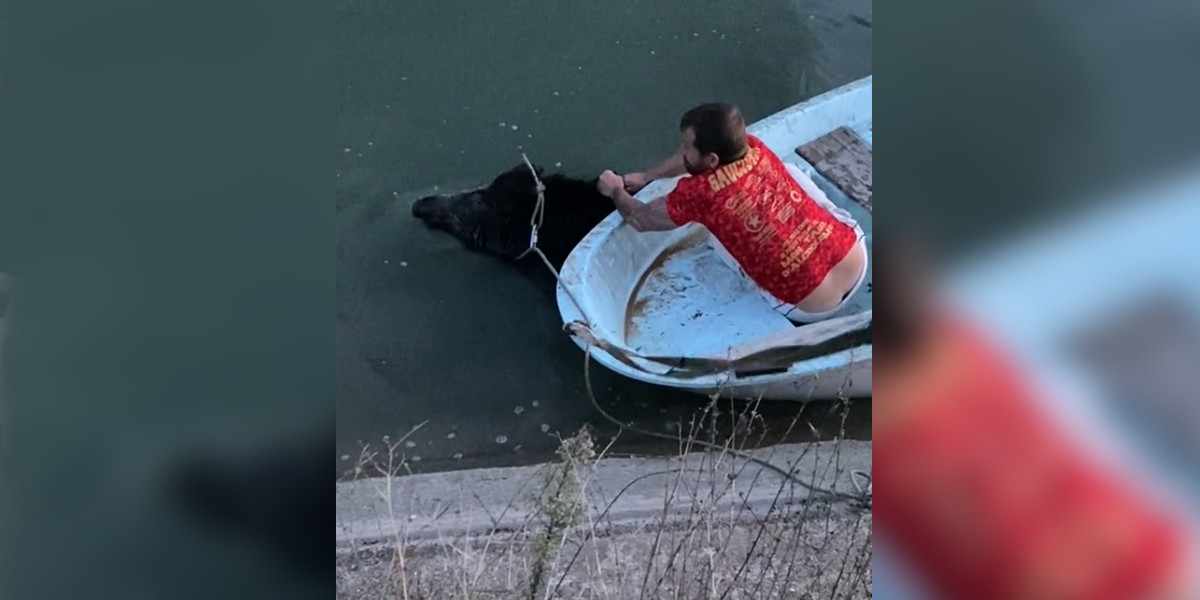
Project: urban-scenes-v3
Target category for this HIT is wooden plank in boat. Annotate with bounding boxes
[796,126,872,211]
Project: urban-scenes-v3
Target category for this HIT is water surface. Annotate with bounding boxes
[336,0,873,474]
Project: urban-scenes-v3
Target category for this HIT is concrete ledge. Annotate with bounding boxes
[336,440,870,552]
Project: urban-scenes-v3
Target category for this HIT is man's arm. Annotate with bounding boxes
[598,170,678,232]
[613,192,677,232]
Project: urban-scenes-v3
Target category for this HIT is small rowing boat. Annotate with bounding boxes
[556,77,873,400]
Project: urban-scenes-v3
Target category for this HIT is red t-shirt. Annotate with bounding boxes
[666,134,857,304]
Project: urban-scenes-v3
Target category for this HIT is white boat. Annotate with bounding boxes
[556,77,873,401]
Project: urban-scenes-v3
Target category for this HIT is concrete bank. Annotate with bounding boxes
[336,440,871,552]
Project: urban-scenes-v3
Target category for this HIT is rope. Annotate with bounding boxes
[513,155,717,375]
[511,159,662,378]
[515,153,546,261]
[514,152,870,506]
[514,155,592,326]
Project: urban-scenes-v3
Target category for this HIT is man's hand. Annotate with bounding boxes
[597,170,625,198]
[622,172,651,194]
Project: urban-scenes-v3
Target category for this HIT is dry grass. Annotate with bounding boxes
[336,398,871,599]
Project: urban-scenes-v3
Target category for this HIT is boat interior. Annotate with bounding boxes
[619,122,873,361]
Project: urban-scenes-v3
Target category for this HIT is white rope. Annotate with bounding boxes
[514,154,591,329]
[516,153,546,261]
[513,154,674,375]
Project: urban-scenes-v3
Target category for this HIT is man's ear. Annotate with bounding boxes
[704,153,720,170]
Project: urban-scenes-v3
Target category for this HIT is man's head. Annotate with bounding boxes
[678,103,748,175]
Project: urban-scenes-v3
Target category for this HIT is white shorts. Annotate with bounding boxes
[711,162,868,324]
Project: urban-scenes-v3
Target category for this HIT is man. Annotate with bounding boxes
[595,102,868,323]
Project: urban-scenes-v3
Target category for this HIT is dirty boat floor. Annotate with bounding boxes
[624,230,786,357]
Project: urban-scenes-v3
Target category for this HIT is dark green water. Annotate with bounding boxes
[336,0,872,474]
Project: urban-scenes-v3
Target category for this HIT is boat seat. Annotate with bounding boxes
[796,126,872,212]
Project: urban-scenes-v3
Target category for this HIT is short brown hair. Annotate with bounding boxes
[680,103,748,165]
